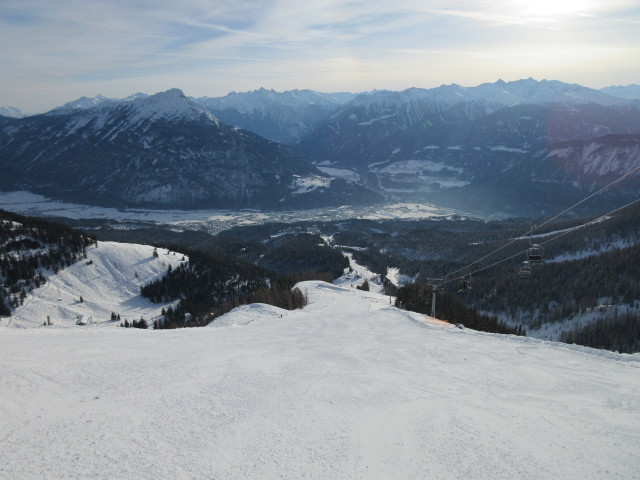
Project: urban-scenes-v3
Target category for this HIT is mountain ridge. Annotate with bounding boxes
[0,89,381,210]
[2,79,640,215]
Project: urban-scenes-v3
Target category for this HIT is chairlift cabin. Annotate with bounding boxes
[519,261,532,278]
[458,275,471,293]
[528,244,544,263]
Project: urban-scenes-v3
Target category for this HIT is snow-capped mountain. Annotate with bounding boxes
[599,84,640,101]
[193,88,356,144]
[195,88,354,114]
[3,79,638,215]
[298,79,640,215]
[189,79,631,147]
[431,132,640,216]
[483,78,628,106]
[0,105,27,118]
[0,89,380,210]
[535,133,640,185]
[47,92,149,115]
[338,78,628,111]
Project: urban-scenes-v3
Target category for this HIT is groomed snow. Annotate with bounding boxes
[1,280,638,479]
[3,241,187,328]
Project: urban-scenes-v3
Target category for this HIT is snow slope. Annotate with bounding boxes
[333,252,385,293]
[3,241,187,328]
[0,280,638,479]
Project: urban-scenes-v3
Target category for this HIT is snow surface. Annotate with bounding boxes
[375,160,463,175]
[316,166,361,182]
[0,105,27,118]
[290,175,331,195]
[0,279,638,479]
[385,266,414,287]
[123,89,218,125]
[2,241,187,328]
[489,145,529,154]
[346,79,631,113]
[333,252,385,293]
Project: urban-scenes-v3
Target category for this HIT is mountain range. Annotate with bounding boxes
[0,105,28,118]
[1,79,639,214]
[0,89,379,210]
[298,81,640,214]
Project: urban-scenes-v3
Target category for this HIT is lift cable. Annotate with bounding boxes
[439,195,640,285]
[437,164,640,283]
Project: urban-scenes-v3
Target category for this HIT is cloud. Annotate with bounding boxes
[1,0,639,111]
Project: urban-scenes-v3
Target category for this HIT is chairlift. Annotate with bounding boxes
[528,244,544,263]
[519,260,532,278]
[458,275,471,293]
[527,226,544,263]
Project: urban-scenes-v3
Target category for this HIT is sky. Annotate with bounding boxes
[1,0,639,113]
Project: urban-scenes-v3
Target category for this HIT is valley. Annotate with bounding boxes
[0,190,461,234]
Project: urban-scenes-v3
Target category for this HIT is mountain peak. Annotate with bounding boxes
[49,94,111,114]
[120,89,218,124]
[0,105,27,118]
[600,84,640,100]
[155,88,186,99]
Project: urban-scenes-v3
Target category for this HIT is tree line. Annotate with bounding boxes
[0,209,96,315]
[395,281,525,336]
[140,246,333,329]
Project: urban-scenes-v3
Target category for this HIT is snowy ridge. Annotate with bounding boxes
[193,88,356,144]
[48,89,216,128]
[344,78,630,110]
[123,89,218,125]
[51,89,219,139]
[0,279,638,479]
[1,89,384,210]
[599,84,640,101]
[195,88,354,114]
[47,92,149,114]
[209,302,289,327]
[0,105,28,118]
[50,94,110,113]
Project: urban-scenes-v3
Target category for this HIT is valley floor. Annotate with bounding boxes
[1,281,638,479]
[0,190,461,234]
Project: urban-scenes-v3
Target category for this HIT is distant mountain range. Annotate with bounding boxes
[0,105,28,118]
[0,89,380,210]
[1,79,639,214]
[193,88,356,145]
[297,80,640,214]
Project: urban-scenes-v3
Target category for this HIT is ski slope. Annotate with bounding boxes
[3,241,187,328]
[0,280,638,479]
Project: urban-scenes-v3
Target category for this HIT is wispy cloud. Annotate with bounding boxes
[1,0,639,111]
